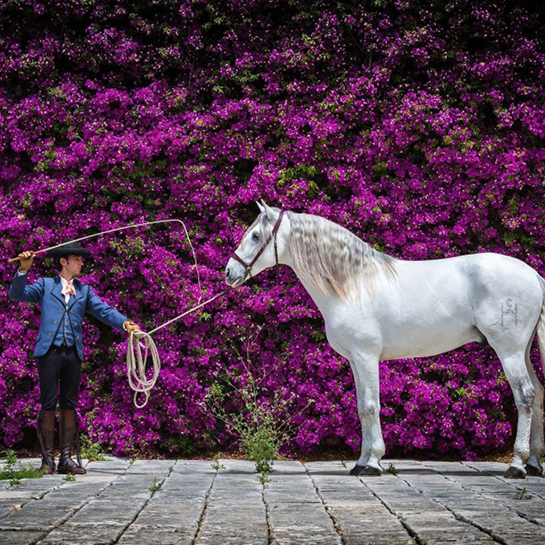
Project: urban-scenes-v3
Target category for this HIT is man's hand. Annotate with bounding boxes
[124,320,141,334]
[18,251,35,273]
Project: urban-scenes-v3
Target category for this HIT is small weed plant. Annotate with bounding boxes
[149,477,162,492]
[211,454,225,471]
[206,326,313,483]
[515,487,532,500]
[80,436,106,462]
[0,450,43,486]
[387,463,398,475]
[231,395,282,482]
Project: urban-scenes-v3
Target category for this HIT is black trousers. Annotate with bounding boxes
[37,345,82,410]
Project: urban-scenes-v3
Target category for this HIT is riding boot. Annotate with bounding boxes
[37,410,56,474]
[57,409,86,475]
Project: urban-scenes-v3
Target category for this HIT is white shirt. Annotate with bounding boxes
[59,276,74,304]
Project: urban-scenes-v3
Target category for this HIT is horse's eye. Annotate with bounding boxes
[252,232,260,241]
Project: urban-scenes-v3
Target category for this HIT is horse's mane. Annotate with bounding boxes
[287,211,397,300]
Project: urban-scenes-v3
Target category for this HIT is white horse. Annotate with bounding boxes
[225,201,545,479]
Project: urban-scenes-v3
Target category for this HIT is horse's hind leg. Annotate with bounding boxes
[494,349,536,478]
[524,337,545,476]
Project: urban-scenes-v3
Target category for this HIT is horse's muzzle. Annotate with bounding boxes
[225,264,247,287]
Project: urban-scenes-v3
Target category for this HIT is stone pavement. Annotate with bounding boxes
[1,457,545,544]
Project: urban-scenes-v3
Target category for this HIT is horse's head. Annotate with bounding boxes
[225,200,286,287]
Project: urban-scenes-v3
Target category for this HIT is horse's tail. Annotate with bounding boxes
[536,275,545,380]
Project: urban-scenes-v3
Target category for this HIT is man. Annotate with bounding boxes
[9,241,140,475]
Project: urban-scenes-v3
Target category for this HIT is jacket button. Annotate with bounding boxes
[76,336,79,340]
[58,309,62,313]
[48,333,52,337]
[70,311,74,314]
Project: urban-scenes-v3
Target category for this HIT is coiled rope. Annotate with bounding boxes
[127,289,228,408]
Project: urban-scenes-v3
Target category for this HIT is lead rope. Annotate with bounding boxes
[115,221,228,408]
[129,213,285,407]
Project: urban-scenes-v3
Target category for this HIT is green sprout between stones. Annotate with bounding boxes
[0,450,43,486]
[211,454,226,471]
[515,487,532,500]
[149,477,162,492]
[387,463,399,475]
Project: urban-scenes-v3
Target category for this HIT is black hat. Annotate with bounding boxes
[48,241,91,258]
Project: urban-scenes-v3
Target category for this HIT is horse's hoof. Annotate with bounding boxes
[350,464,382,476]
[525,463,544,477]
[504,465,527,479]
[360,465,382,476]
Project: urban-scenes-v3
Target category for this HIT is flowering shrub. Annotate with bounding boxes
[1,0,545,459]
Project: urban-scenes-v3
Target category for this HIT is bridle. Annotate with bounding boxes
[231,211,284,281]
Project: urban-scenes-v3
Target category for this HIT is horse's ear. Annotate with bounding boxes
[261,200,277,221]
[256,201,265,213]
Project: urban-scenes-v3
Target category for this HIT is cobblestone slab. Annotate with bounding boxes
[125,459,174,475]
[119,460,216,545]
[84,458,132,474]
[0,472,120,533]
[264,461,342,544]
[423,461,545,524]
[2,457,545,544]
[195,459,268,545]
[463,461,545,501]
[0,530,44,545]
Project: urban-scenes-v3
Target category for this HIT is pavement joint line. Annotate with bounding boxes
[4,479,63,516]
[431,462,545,527]
[462,460,545,501]
[190,462,218,545]
[110,461,176,545]
[303,462,346,545]
[20,465,129,544]
[261,476,274,545]
[351,470,424,545]
[394,461,506,545]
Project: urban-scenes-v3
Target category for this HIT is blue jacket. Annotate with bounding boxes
[9,273,128,360]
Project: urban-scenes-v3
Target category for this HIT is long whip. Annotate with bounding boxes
[8,219,199,267]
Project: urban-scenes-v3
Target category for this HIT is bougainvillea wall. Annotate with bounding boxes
[1,0,545,459]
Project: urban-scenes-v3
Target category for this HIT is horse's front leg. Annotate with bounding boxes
[348,352,385,476]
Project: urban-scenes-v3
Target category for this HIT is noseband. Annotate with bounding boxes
[231,211,284,280]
